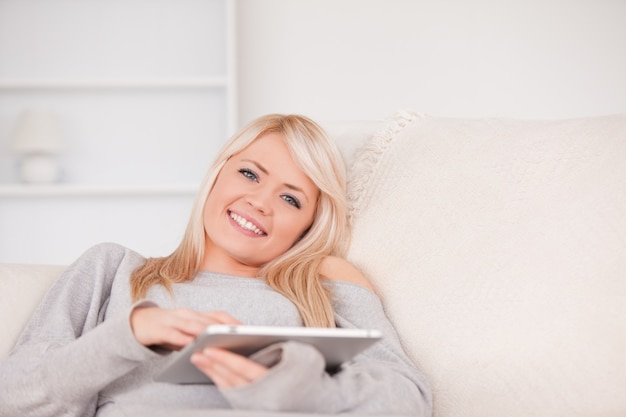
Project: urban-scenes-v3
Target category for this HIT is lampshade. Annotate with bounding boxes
[12,108,65,153]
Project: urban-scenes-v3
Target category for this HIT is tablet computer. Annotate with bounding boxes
[155,324,382,384]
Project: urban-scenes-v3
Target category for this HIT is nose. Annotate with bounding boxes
[245,187,272,214]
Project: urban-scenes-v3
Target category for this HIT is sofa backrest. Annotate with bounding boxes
[345,111,626,417]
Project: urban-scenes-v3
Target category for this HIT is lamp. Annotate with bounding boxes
[12,108,65,183]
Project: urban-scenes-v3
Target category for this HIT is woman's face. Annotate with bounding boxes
[201,132,319,276]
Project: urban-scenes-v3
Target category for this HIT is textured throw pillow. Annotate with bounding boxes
[346,111,626,417]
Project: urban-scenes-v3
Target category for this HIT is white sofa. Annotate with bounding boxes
[2,111,625,417]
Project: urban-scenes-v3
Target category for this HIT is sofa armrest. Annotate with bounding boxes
[0,263,66,359]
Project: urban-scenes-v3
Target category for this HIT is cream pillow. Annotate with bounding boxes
[0,264,64,359]
[347,111,626,417]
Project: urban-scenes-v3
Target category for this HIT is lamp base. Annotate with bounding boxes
[19,153,61,184]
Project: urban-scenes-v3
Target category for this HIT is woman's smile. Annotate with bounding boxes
[227,210,267,236]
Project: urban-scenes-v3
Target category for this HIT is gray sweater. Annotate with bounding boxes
[0,243,431,416]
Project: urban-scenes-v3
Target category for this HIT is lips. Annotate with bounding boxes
[228,210,267,236]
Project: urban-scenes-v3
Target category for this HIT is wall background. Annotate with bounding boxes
[1,0,626,264]
[237,0,626,123]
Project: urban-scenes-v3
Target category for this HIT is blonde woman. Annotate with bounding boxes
[0,114,431,417]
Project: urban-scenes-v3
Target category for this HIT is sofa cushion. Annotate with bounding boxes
[0,264,64,359]
[346,111,626,417]
[322,120,386,165]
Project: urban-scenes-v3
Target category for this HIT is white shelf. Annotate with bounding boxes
[0,77,229,90]
[0,183,199,198]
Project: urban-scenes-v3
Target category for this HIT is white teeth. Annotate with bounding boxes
[229,212,265,235]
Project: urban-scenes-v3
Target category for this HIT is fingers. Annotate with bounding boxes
[166,310,212,335]
[131,307,198,348]
[168,309,241,330]
[130,307,242,350]
[160,310,241,350]
[205,311,242,326]
[191,348,268,389]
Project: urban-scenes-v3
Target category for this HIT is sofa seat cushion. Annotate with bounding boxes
[346,111,626,417]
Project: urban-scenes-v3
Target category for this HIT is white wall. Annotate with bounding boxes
[237,0,626,123]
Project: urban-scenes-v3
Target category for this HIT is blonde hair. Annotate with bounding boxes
[130,114,350,327]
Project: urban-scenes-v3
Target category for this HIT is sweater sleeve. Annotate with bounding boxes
[0,243,161,417]
[220,283,432,416]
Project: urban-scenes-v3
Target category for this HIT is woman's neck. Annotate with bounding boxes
[201,242,261,278]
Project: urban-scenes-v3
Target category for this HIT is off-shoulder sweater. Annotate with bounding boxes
[0,243,431,417]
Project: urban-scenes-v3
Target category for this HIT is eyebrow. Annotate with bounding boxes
[242,159,309,203]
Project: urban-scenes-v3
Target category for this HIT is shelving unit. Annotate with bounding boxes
[0,0,236,264]
[0,77,230,89]
[0,183,200,198]
[0,0,237,190]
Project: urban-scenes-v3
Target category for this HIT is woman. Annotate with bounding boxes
[0,114,431,416]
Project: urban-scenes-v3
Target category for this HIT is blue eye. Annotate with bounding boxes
[282,194,301,209]
[239,168,258,181]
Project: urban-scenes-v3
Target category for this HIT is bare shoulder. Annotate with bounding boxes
[319,256,376,292]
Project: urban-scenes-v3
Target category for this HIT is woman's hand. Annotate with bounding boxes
[191,347,268,389]
[130,306,241,351]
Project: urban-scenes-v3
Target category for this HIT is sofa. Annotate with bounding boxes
[1,110,625,417]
